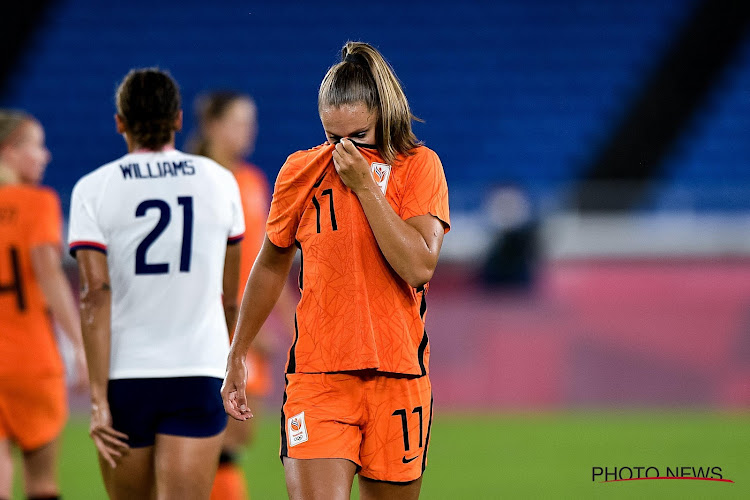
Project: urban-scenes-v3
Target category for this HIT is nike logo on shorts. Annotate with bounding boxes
[402,454,420,464]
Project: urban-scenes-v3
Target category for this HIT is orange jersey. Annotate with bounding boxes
[0,184,64,378]
[267,144,450,375]
[233,163,270,303]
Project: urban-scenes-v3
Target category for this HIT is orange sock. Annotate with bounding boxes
[210,463,249,500]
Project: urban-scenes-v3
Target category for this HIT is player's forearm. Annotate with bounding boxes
[79,285,111,404]
[223,301,239,334]
[355,185,438,288]
[38,268,83,348]
[30,245,84,347]
[223,244,242,334]
[228,242,295,362]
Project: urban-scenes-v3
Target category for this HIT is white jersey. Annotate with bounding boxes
[68,149,244,380]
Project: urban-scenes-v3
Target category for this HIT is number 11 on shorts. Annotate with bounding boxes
[392,406,423,462]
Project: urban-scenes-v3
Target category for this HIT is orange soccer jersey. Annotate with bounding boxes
[0,184,64,378]
[267,144,450,376]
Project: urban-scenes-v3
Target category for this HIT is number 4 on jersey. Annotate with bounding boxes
[135,196,193,275]
[0,246,25,311]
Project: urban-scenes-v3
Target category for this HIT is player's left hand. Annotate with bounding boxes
[90,402,129,469]
[222,356,254,421]
[333,138,376,193]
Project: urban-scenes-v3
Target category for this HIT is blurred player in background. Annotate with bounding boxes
[68,68,244,499]
[188,91,296,500]
[0,110,86,500]
[222,41,450,499]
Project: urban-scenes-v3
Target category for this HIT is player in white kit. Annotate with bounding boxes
[68,68,244,499]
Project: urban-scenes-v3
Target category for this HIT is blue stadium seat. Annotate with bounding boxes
[0,0,696,213]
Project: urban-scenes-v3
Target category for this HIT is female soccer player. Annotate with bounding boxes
[189,91,296,500]
[68,69,244,499]
[0,110,86,500]
[222,42,450,499]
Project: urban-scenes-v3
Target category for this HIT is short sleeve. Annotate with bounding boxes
[28,189,62,248]
[266,157,307,248]
[399,149,451,233]
[68,179,107,256]
[227,174,246,245]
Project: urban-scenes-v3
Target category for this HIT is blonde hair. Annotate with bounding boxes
[318,41,421,164]
[0,110,32,185]
[0,110,31,146]
[186,91,255,158]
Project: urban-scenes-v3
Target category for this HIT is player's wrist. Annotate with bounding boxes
[90,395,108,409]
[89,385,108,405]
[227,348,247,366]
[353,178,379,198]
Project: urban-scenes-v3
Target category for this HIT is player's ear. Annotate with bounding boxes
[114,114,126,134]
[174,110,183,132]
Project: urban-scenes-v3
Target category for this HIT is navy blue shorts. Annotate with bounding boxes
[107,376,227,448]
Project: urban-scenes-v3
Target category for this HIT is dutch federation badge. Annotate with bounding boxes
[371,162,392,195]
[288,412,309,447]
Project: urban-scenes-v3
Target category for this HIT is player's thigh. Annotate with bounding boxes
[0,439,12,499]
[98,445,155,500]
[21,438,59,495]
[359,475,423,500]
[154,433,224,500]
[283,457,357,500]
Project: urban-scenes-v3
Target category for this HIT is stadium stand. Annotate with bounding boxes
[655,33,750,212]
[0,0,695,214]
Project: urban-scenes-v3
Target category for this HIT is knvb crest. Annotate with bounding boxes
[371,162,392,195]
[288,411,308,447]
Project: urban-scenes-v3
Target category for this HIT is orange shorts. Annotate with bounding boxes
[0,375,67,451]
[245,349,271,397]
[281,370,433,482]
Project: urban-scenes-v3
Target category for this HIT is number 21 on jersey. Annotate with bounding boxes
[135,196,193,275]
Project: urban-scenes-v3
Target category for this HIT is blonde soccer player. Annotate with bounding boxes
[222,42,450,500]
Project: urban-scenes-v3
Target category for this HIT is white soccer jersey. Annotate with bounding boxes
[68,149,245,380]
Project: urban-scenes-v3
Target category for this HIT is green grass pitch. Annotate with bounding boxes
[11,410,750,499]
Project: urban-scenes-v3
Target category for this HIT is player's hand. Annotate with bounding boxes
[89,401,129,468]
[222,356,254,421]
[333,138,376,193]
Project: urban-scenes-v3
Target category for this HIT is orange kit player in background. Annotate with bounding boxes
[0,110,87,500]
[222,41,450,500]
[188,91,296,500]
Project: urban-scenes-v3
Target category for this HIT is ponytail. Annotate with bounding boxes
[318,41,421,164]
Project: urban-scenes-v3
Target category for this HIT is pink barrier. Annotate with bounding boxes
[421,260,750,409]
